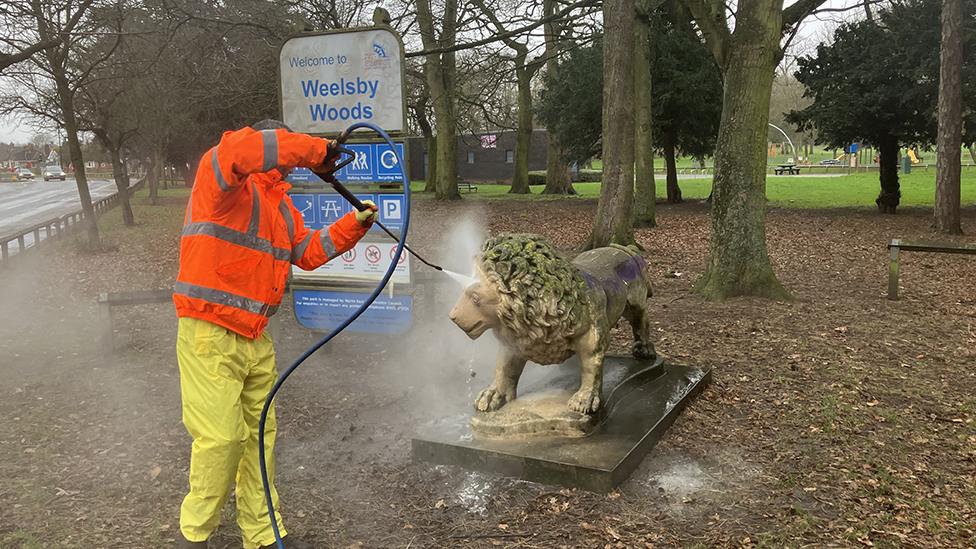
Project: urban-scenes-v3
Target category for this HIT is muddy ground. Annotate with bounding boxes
[0,190,974,548]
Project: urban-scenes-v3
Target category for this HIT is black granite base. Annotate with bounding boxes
[411,356,711,492]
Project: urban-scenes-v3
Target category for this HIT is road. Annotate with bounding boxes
[0,178,118,237]
[0,178,119,252]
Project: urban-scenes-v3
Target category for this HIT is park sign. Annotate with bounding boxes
[279,26,411,334]
[279,27,405,135]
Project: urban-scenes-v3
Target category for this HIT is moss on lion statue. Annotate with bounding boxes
[449,233,655,415]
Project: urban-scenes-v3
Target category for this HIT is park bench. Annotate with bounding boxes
[774,164,801,175]
[97,289,173,352]
[457,180,478,193]
[887,239,976,300]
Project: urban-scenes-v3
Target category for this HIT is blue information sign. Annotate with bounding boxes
[289,192,404,232]
[293,289,413,334]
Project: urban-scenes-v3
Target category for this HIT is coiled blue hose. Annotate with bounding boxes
[258,121,410,549]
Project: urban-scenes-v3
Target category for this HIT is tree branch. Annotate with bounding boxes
[406,0,598,58]
[782,0,828,29]
[681,0,730,67]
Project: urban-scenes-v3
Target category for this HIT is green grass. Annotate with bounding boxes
[412,168,976,208]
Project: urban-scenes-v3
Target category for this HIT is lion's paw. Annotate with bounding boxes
[568,387,601,414]
[475,386,513,412]
[632,341,656,360]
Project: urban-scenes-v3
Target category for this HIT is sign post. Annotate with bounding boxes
[278,26,412,335]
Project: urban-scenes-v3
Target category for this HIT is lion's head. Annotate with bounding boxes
[449,234,590,362]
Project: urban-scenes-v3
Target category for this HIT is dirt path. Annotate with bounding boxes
[1,190,973,548]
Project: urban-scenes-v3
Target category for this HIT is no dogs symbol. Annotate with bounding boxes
[390,246,406,265]
[365,245,382,264]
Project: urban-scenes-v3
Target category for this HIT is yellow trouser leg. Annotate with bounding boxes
[177,317,249,542]
[236,330,287,549]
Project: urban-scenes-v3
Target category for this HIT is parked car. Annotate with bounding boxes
[15,167,34,181]
[43,165,66,181]
[819,158,842,166]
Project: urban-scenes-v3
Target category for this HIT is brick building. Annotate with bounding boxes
[406,129,549,183]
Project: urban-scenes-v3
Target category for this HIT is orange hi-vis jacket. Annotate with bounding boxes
[174,126,368,339]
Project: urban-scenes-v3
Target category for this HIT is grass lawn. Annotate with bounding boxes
[411,168,976,208]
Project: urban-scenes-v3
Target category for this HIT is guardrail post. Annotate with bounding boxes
[33,228,40,248]
[1,241,8,262]
[16,235,25,254]
[887,240,900,300]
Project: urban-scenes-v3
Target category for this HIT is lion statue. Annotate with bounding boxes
[449,234,655,415]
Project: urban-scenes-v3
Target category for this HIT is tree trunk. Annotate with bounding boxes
[934,0,963,234]
[633,11,656,227]
[664,139,683,203]
[588,0,637,248]
[424,135,437,192]
[108,145,135,226]
[417,0,460,200]
[57,78,101,248]
[509,59,533,194]
[541,0,576,195]
[877,135,900,214]
[696,5,788,300]
[148,146,163,205]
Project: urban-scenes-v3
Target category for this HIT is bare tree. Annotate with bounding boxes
[22,0,117,248]
[471,0,545,194]
[540,0,576,195]
[416,0,462,200]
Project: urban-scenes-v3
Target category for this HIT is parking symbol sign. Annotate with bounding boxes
[379,194,403,224]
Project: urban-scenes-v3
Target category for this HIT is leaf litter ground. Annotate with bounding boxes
[0,190,973,548]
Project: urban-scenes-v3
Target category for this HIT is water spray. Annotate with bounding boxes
[259,121,472,549]
[315,137,479,287]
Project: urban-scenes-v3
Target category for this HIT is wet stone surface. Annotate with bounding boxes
[412,355,711,492]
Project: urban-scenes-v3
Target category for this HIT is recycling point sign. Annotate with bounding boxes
[279,26,412,335]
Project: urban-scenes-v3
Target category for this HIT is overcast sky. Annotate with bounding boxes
[0,0,863,145]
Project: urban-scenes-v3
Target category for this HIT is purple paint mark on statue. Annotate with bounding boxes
[615,256,645,282]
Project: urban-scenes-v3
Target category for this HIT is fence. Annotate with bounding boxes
[0,178,146,264]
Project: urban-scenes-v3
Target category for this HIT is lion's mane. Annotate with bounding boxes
[478,234,590,364]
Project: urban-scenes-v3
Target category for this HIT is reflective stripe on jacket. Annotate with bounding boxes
[174,126,368,339]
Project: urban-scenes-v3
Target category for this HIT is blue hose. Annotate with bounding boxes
[258,122,410,549]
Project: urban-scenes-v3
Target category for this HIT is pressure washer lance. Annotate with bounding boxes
[313,145,444,272]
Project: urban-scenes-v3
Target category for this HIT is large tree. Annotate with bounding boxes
[935,0,964,234]
[633,0,656,227]
[537,42,603,167]
[650,4,721,203]
[589,0,637,247]
[680,0,838,299]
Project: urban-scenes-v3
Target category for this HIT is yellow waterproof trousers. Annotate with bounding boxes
[177,317,287,549]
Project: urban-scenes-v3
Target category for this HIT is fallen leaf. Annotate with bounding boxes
[149,466,162,480]
[606,526,621,540]
[434,499,446,509]
[497,523,508,530]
